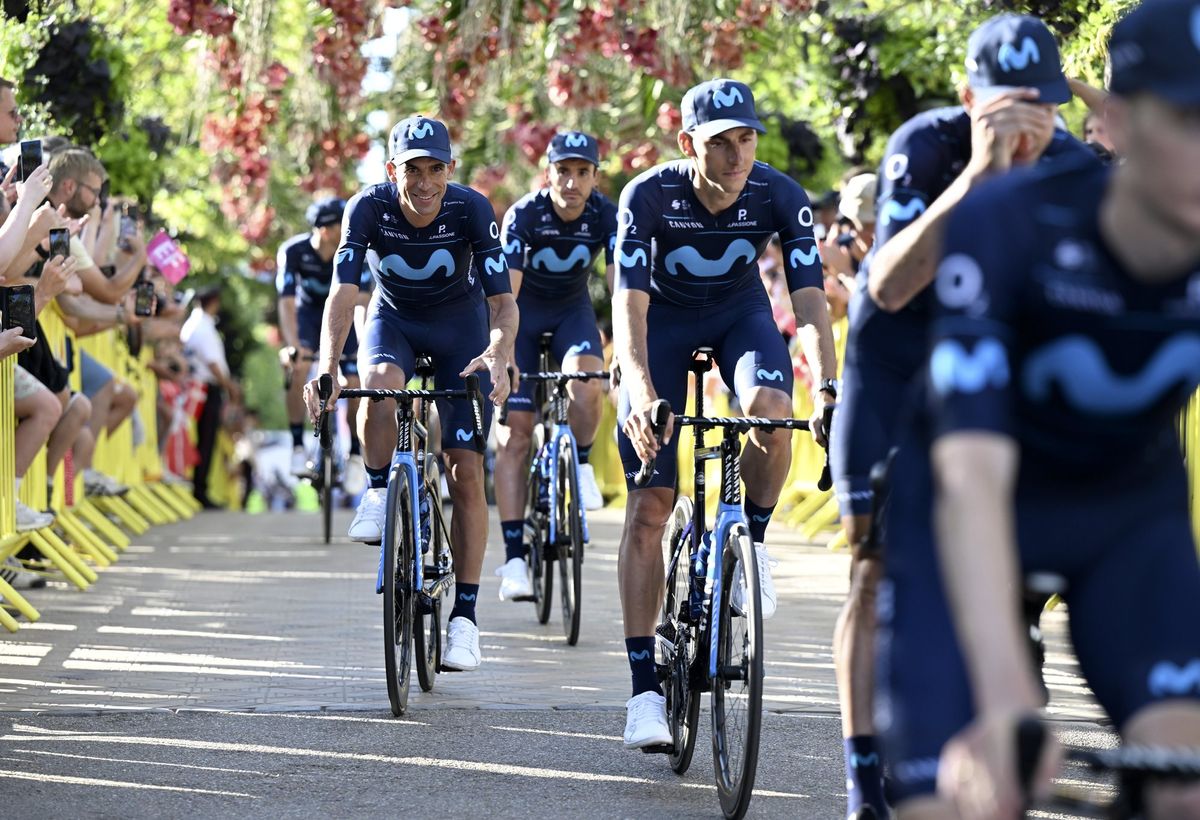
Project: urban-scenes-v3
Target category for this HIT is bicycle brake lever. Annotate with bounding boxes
[634,400,671,488]
[817,403,835,492]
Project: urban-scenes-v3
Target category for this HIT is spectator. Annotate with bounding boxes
[181,287,238,508]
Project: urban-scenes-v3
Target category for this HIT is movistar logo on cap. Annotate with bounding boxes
[564,132,588,148]
[408,120,434,139]
[997,37,1041,72]
[712,86,745,109]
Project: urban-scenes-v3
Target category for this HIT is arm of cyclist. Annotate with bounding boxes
[614,287,672,462]
[278,296,299,353]
[461,291,518,406]
[791,286,838,446]
[869,89,1047,312]
[304,282,356,422]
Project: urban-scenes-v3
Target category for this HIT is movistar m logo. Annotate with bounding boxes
[503,528,522,539]
[930,338,1009,396]
[879,198,927,226]
[503,238,521,255]
[483,255,506,276]
[1023,334,1200,414]
[997,37,1041,72]
[665,239,755,278]
[790,245,820,268]
[712,86,745,109]
[458,593,477,602]
[619,248,647,268]
[849,752,880,769]
[531,245,591,273]
[336,247,354,266]
[408,121,435,139]
[566,341,592,356]
[564,132,588,148]
[455,428,474,442]
[628,649,651,661]
[380,249,454,281]
[750,514,771,523]
[756,368,784,382]
[1149,659,1200,696]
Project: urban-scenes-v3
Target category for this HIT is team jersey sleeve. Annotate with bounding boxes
[614,174,661,293]
[275,242,297,297]
[874,127,944,249]
[601,198,618,267]
[927,179,1029,441]
[334,191,375,289]
[466,192,512,297]
[772,176,824,292]
[500,202,531,272]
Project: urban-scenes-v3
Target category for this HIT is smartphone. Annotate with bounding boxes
[98,179,110,212]
[3,285,36,339]
[48,227,71,260]
[134,280,157,317]
[118,204,138,251]
[18,140,41,181]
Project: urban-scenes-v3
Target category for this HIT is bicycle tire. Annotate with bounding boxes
[663,496,700,775]
[557,438,583,645]
[415,457,443,693]
[531,429,553,625]
[711,525,763,819]
[382,468,415,717]
[320,413,333,545]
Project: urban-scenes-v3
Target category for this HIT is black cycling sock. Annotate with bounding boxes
[290,423,305,449]
[576,442,592,465]
[348,434,361,457]
[626,636,661,697]
[365,464,388,490]
[501,520,526,562]
[744,498,776,543]
[844,735,887,817]
[450,583,479,624]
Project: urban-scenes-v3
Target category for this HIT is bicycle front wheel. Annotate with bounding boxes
[556,439,583,645]
[711,525,763,819]
[382,468,415,716]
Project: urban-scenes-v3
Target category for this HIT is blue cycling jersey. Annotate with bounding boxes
[277,233,371,308]
[334,181,511,310]
[615,159,822,308]
[501,188,617,301]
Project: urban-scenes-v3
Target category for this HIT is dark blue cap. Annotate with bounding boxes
[681,79,766,140]
[1109,0,1200,105]
[306,197,346,228]
[387,116,453,165]
[547,131,600,166]
[966,14,1071,104]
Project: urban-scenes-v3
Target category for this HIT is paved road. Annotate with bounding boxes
[0,508,1112,817]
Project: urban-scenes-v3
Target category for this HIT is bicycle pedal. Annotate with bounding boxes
[639,743,675,755]
[654,663,671,682]
[415,592,435,615]
[511,594,537,602]
[438,664,465,673]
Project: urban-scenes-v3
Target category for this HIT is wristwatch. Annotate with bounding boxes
[818,378,839,400]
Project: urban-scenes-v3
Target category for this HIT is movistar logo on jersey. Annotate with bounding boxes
[483,255,506,276]
[665,239,756,278]
[930,338,1010,396]
[619,248,648,268]
[755,368,784,383]
[712,86,745,109]
[790,245,821,268]
[503,238,521,255]
[879,198,927,226]
[455,428,474,442]
[380,249,454,281]
[564,132,588,148]
[997,37,1041,72]
[1023,334,1200,414]
[408,120,435,139]
[335,247,354,266]
[566,341,592,356]
[531,245,591,273]
[1148,659,1200,696]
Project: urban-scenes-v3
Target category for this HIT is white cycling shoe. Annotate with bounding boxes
[731,541,778,620]
[623,691,672,749]
[342,454,367,496]
[578,463,604,510]
[348,487,387,542]
[495,557,533,601]
[442,617,481,671]
[290,447,312,478]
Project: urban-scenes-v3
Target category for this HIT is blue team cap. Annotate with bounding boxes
[966,14,1071,105]
[1109,0,1200,105]
[306,197,346,228]
[387,116,453,166]
[547,131,600,166]
[681,79,766,140]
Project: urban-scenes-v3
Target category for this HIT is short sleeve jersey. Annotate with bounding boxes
[928,155,1200,477]
[333,181,511,311]
[275,233,370,308]
[500,188,617,301]
[614,160,823,308]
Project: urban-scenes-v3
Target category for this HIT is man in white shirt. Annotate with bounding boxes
[181,287,238,508]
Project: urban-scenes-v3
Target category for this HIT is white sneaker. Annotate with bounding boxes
[348,487,387,542]
[623,691,671,749]
[343,454,367,496]
[291,447,312,478]
[1,557,44,590]
[495,557,533,601]
[442,616,481,671]
[83,468,127,497]
[732,541,778,620]
[577,463,603,510]
[15,501,54,532]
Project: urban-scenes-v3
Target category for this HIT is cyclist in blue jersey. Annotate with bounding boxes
[277,197,371,490]
[880,5,1200,816]
[826,16,1096,817]
[493,130,617,600]
[304,116,517,672]
[613,79,838,749]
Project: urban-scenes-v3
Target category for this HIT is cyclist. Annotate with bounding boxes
[304,116,517,672]
[277,197,369,491]
[827,14,1094,817]
[493,130,617,601]
[879,3,1200,816]
[614,79,837,748]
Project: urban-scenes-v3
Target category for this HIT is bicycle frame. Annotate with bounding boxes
[533,374,588,547]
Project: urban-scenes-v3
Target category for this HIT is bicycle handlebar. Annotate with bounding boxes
[518,370,611,383]
[672,414,811,432]
[633,400,672,488]
[320,374,486,447]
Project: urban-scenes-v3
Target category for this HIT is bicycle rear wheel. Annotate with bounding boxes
[556,439,583,645]
[415,456,443,693]
[382,468,415,716]
[662,496,700,775]
[711,525,763,819]
[320,414,333,544]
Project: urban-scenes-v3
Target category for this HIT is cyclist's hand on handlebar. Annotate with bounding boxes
[303,374,339,425]
[623,397,674,463]
[938,712,1060,820]
[809,396,834,448]
[461,344,511,406]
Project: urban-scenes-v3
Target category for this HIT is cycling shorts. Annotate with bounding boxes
[297,301,359,376]
[504,291,602,413]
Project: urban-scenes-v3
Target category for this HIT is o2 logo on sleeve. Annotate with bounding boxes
[935,254,985,311]
[618,207,635,229]
[489,221,500,240]
[797,206,814,227]
[884,154,909,181]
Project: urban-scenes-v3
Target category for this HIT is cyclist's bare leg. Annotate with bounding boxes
[836,515,883,738]
[564,353,605,448]
[341,369,361,453]
[494,411,533,523]
[358,363,407,474]
[738,385,794,507]
[443,448,487,585]
[287,346,312,430]
[1125,702,1200,819]
[618,486,673,637]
